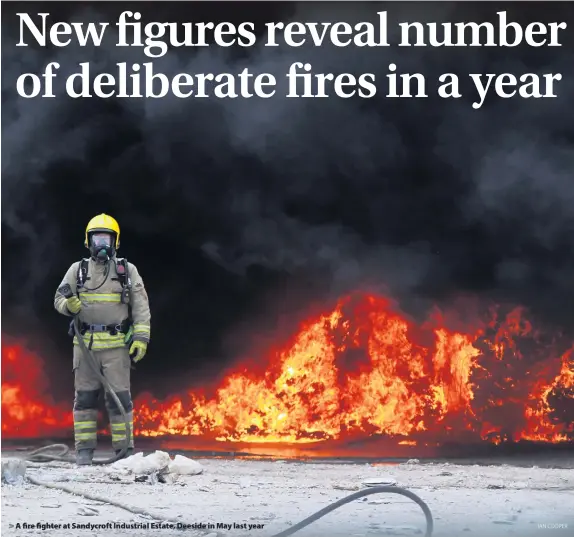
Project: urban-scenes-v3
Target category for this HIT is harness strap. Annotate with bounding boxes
[76,258,128,290]
[79,320,131,335]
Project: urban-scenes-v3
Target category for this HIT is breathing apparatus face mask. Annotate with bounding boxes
[90,232,115,262]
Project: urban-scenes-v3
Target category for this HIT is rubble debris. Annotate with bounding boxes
[1,458,27,485]
[135,469,176,485]
[168,454,203,476]
[108,450,171,476]
[363,476,398,487]
[107,450,203,484]
[3,457,573,537]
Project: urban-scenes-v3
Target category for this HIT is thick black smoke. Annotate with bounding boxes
[2,2,574,396]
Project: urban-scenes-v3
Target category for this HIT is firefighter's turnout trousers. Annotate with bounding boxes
[73,345,134,451]
[55,257,151,452]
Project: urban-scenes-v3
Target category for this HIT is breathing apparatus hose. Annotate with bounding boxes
[24,299,130,465]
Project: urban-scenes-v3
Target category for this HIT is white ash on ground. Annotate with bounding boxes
[2,453,573,537]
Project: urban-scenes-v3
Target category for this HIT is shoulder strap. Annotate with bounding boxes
[76,259,89,289]
[116,258,133,311]
[115,258,128,287]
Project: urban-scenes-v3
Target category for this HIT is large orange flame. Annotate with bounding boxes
[2,293,573,445]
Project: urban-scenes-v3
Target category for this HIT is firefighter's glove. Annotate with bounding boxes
[129,340,147,363]
[66,296,82,315]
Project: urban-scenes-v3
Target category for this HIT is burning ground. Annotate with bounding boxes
[2,292,573,447]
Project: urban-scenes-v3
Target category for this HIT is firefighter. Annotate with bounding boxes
[54,214,151,465]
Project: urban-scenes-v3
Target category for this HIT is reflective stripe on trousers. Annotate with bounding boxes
[74,420,97,446]
[110,420,134,449]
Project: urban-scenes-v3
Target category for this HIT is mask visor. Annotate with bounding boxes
[91,233,113,249]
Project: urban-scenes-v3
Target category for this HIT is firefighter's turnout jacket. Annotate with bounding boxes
[54,257,151,348]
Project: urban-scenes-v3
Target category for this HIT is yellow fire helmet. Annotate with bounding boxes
[84,213,121,249]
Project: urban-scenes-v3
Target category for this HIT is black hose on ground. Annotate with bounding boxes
[24,473,434,537]
[24,314,130,465]
[270,485,433,537]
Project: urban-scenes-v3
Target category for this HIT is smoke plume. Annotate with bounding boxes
[2,1,574,390]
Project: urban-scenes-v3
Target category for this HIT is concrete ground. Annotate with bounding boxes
[2,449,574,537]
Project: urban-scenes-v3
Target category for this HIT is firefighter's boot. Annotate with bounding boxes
[76,448,94,466]
[115,447,134,459]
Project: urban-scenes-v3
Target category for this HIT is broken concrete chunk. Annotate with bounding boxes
[168,455,202,476]
[363,475,398,487]
[108,450,171,475]
[1,458,27,485]
[108,451,202,480]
